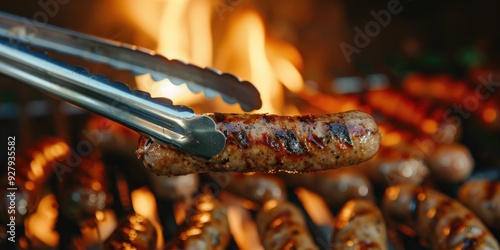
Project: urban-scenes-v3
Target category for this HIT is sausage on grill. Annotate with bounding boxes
[58,155,112,223]
[458,180,500,233]
[256,200,318,250]
[103,213,157,250]
[136,110,381,176]
[426,143,474,183]
[165,194,230,250]
[382,183,500,249]
[0,138,70,223]
[282,168,373,211]
[225,173,286,205]
[332,199,387,250]
[355,146,430,186]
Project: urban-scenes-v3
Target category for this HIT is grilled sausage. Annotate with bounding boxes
[282,168,373,210]
[332,199,387,250]
[458,180,500,233]
[103,213,157,250]
[426,143,474,183]
[225,173,286,205]
[256,200,318,250]
[136,110,381,176]
[382,183,500,249]
[165,194,230,250]
[0,138,70,224]
[355,146,430,186]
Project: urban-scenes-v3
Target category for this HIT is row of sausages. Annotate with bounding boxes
[2,136,499,249]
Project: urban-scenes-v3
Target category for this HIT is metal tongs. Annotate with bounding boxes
[0,11,262,159]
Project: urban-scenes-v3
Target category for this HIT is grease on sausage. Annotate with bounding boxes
[136,110,381,176]
[165,194,230,250]
[382,183,500,249]
[458,180,500,233]
[332,199,387,250]
[256,200,318,250]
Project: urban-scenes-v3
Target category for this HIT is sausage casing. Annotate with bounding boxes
[225,173,286,205]
[256,200,318,250]
[355,146,430,186]
[458,180,500,233]
[136,110,381,176]
[0,138,70,223]
[383,183,500,249]
[165,194,230,250]
[103,213,157,250]
[426,143,474,183]
[332,199,387,250]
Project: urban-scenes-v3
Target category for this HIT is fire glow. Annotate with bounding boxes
[124,0,305,114]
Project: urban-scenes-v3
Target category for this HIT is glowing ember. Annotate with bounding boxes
[25,194,59,247]
[483,107,497,123]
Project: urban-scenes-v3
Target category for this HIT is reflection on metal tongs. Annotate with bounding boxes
[0,11,262,160]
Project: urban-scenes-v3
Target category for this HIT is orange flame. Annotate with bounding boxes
[131,187,164,249]
[126,1,305,114]
[80,209,117,246]
[295,188,334,227]
[25,194,59,247]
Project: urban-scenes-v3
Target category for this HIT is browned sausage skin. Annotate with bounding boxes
[383,183,500,249]
[332,199,387,250]
[136,110,381,176]
[165,194,230,250]
[458,180,500,233]
[282,168,374,210]
[256,200,318,250]
[225,173,286,205]
[426,143,474,183]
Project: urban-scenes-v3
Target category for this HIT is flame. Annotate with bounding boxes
[80,209,117,245]
[295,188,334,227]
[134,0,212,106]
[131,187,164,249]
[223,196,264,250]
[25,194,59,247]
[28,141,69,181]
[421,119,438,134]
[482,107,497,123]
[267,40,305,94]
[213,10,283,113]
[126,0,306,114]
